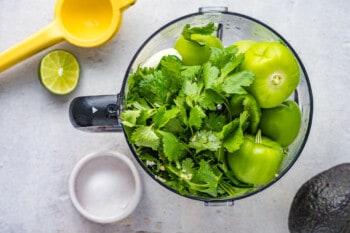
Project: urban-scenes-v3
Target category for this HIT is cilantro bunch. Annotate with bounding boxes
[122,28,257,199]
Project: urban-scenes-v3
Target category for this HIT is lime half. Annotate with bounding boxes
[39,50,80,95]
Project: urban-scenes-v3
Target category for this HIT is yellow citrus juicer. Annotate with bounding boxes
[0,0,135,73]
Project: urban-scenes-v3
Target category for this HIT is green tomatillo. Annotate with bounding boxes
[174,22,223,66]
[227,129,284,185]
[259,100,302,147]
[232,40,257,54]
[174,34,223,65]
[241,41,300,108]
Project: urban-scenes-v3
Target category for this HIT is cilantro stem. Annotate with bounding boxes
[223,98,232,121]
[185,146,194,156]
[165,163,182,177]
[217,147,226,165]
[218,94,232,121]
[219,181,236,196]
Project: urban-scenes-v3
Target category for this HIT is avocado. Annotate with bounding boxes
[288,163,350,233]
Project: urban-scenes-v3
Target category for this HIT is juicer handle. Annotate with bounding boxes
[0,21,64,73]
[69,95,123,132]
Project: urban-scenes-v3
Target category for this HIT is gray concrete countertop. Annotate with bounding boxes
[0,0,349,232]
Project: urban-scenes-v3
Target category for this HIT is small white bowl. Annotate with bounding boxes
[69,151,142,224]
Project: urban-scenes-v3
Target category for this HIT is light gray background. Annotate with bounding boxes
[0,0,349,232]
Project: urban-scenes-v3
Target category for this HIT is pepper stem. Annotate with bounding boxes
[255,129,262,144]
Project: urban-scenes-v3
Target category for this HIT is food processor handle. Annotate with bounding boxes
[69,95,123,132]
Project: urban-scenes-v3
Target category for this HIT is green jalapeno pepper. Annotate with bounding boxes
[230,93,261,134]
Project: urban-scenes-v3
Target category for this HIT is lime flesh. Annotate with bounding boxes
[39,50,80,95]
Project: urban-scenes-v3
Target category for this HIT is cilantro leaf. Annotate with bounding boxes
[153,106,180,129]
[209,46,232,69]
[221,71,255,95]
[203,112,227,132]
[209,46,242,75]
[166,158,196,183]
[220,52,244,79]
[181,65,201,81]
[137,58,184,106]
[203,62,220,90]
[182,78,199,97]
[159,56,183,92]
[121,110,141,128]
[159,55,183,78]
[137,109,156,126]
[138,71,168,106]
[131,126,160,150]
[173,95,188,126]
[159,131,186,163]
[223,127,245,153]
[188,105,206,130]
[190,160,222,197]
[189,130,221,154]
[181,158,195,180]
[162,117,186,134]
[199,89,225,110]
[206,47,254,97]
[182,78,203,107]
[182,22,217,45]
[126,66,155,92]
[222,111,249,153]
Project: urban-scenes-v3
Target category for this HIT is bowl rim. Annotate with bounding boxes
[68,151,142,223]
[121,10,313,203]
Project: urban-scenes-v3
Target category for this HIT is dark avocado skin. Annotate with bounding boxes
[288,163,350,233]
